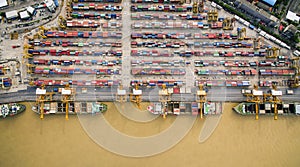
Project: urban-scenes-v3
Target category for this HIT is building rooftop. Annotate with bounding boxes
[5,10,18,19]
[19,11,30,19]
[262,0,277,6]
[27,6,35,15]
[0,0,8,8]
[286,11,300,23]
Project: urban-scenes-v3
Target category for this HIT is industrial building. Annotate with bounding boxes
[0,0,8,8]
[5,10,18,20]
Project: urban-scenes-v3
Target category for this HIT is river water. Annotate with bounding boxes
[0,102,299,167]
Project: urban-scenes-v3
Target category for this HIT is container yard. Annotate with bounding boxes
[18,0,298,102]
[1,0,300,166]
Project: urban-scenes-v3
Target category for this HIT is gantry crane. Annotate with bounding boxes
[159,84,171,119]
[37,26,48,39]
[10,31,18,40]
[61,83,75,120]
[223,17,234,30]
[66,0,73,20]
[26,64,35,74]
[237,27,246,40]
[23,44,33,59]
[266,47,280,58]
[193,1,198,14]
[116,83,127,102]
[253,37,262,50]
[196,84,207,119]
[24,35,33,40]
[263,84,282,120]
[29,77,35,86]
[193,0,204,14]
[208,10,218,22]
[23,43,34,49]
[179,0,185,4]
[58,16,67,29]
[243,85,263,120]
[198,0,204,13]
[130,83,142,109]
[36,84,54,119]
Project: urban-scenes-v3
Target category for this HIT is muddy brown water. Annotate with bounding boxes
[0,102,299,167]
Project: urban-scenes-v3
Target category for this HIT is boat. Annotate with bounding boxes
[233,102,300,115]
[147,101,222,116]
[32,102,107,116]
[0,103,26,118]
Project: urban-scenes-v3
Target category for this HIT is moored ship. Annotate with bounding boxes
[147,101,222,116]
[233,102,300,115]
[0,103,26,118]
[32,102,107,116]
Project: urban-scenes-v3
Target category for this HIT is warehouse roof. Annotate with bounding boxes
[27,6,35,15]
[286,11,300,23]
[19,11,30,19]
[262,0,277,6]
[5,10,18,19]
[0,0,8,8]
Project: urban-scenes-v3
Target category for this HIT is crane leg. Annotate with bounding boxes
[274,103,277,120]
[66,102,69,120]
[255,103,259,120]
[40,103,44,119]
[200,103,203,119]
[40,110,44,119]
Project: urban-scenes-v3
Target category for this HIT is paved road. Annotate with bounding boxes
[0,86,299,103]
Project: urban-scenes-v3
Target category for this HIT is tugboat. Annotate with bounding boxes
[0,103,26,118]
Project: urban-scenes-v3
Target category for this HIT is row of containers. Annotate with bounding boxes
[72,3,123,11]
[33,79,121,87]
[130,50,268,57]
[194,69,257,76]
[0,66,9,75]
[66,20,122,29]
[71,12,122,20]
[32,59,122,66]
[131,13,208,20]
[0,77,12,89]
[130,4,194,12]
[259,80,282,87]
[29,40,122,48]
[131,68,185,75]
[131,0,182,3]
[195,59,290,67]
[195,80,251,87]
[131,41,253,48]
[130,79,184,87]
[259,69,295,76]
[130,60,290,68]
[28,49,122,57]
[34,67,121,75]
[45,31,122,38]
[131,60,186,67]
[131,21,224,29]
[131,32,239,40]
